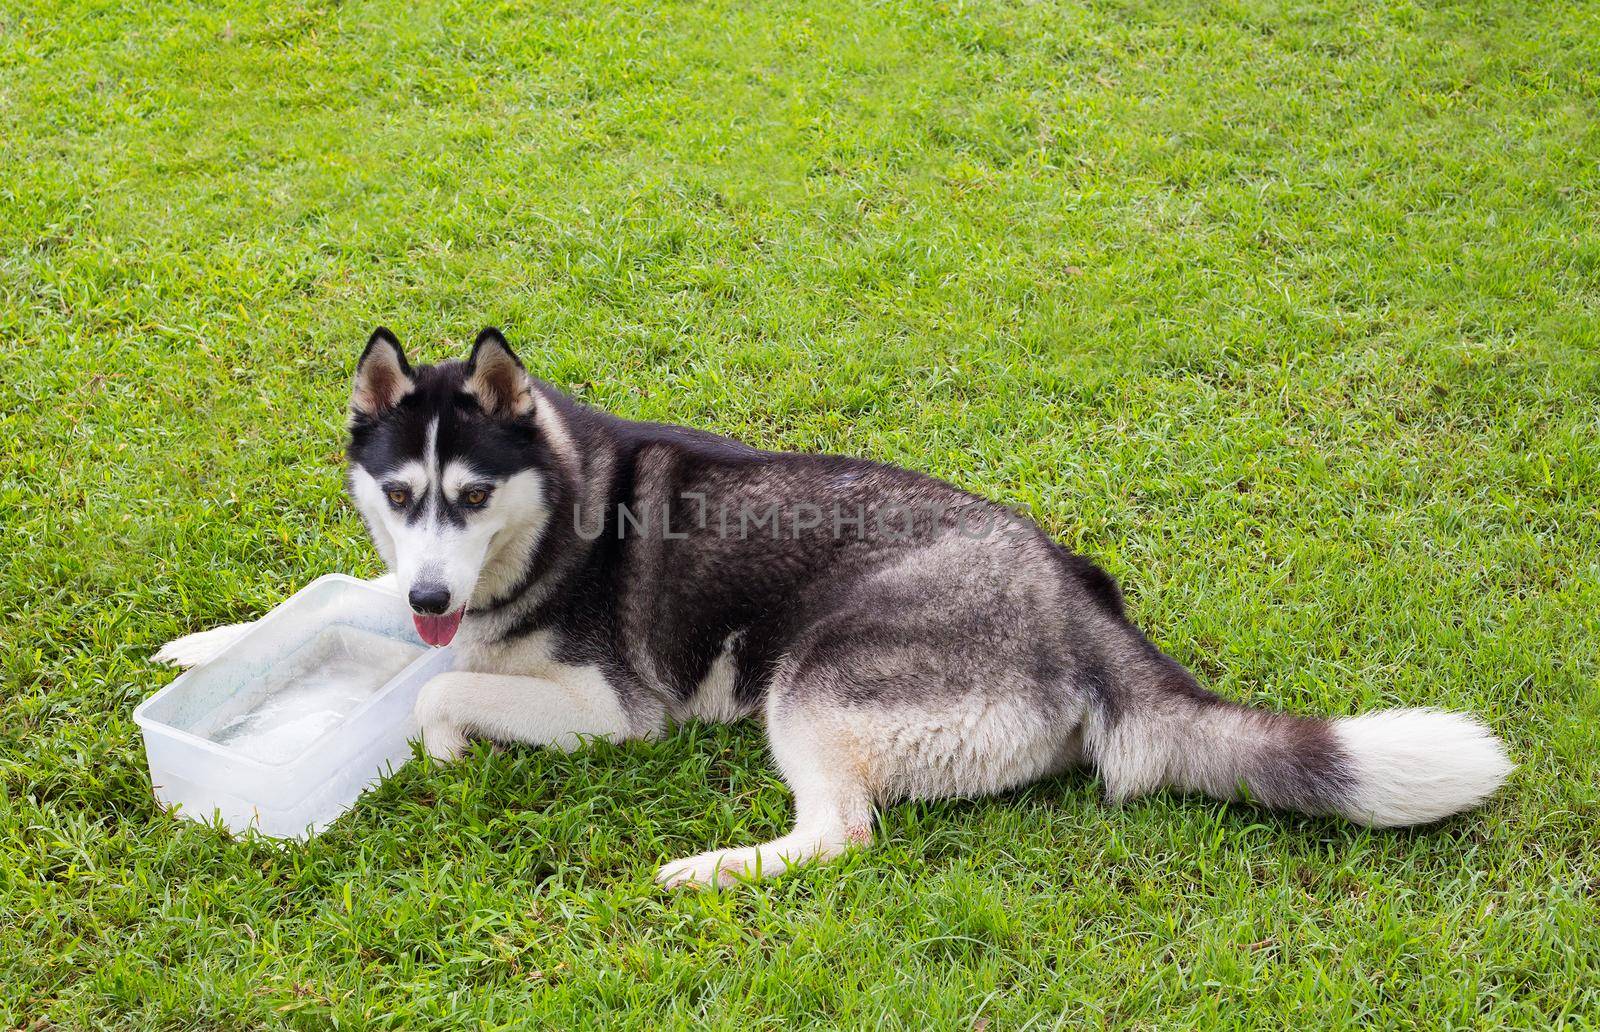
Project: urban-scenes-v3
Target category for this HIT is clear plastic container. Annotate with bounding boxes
[134,574,454,838]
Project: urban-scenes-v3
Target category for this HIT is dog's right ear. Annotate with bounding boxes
[350,327,414,421]
[464,327,535,418]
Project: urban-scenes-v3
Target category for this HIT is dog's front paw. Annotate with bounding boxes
[151,623,254,668]
[415,674,470,762]
[419,718,469,762]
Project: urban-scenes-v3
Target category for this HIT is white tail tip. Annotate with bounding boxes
[1332,708,1512,827]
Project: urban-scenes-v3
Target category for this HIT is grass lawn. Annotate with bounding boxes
[4,0,1598,1026]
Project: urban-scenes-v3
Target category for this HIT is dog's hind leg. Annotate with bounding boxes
[656,707,876,889]
[652,657,1074,890]
[657,548,1085,890]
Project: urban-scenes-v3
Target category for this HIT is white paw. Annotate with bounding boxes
[656,849,750,889]
[151,622,254,668]
[656,846,783,889]
[415,675,469,761]
[419,719,468,762]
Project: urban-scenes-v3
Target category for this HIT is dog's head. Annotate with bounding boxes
[345,327,552,646]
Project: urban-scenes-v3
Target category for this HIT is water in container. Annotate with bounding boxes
[189,625,424,764]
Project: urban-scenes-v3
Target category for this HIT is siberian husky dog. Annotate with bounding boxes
[157,327,1512,887]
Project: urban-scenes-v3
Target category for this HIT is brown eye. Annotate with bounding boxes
[386,488,410,507]
[463,488,488,507]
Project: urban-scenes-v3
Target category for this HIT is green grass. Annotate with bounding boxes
[3,0,1598,1025]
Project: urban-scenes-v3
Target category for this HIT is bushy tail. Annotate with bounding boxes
[1324,708,1512,826]
[1085,671,1511,827]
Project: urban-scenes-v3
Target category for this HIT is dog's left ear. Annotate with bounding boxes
[464,327,535,418]
[351,327,415,421]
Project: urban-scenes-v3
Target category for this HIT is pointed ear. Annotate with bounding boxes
[351,327,414,420]
[464,327,534,417]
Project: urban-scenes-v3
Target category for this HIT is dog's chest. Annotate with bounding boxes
[455,626,570,680]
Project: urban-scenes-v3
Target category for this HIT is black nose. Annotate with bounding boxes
[408,585,452,615]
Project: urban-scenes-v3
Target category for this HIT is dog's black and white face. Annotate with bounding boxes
[346,327,550,647]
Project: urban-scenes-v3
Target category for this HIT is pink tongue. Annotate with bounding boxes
[413,609,464,647]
